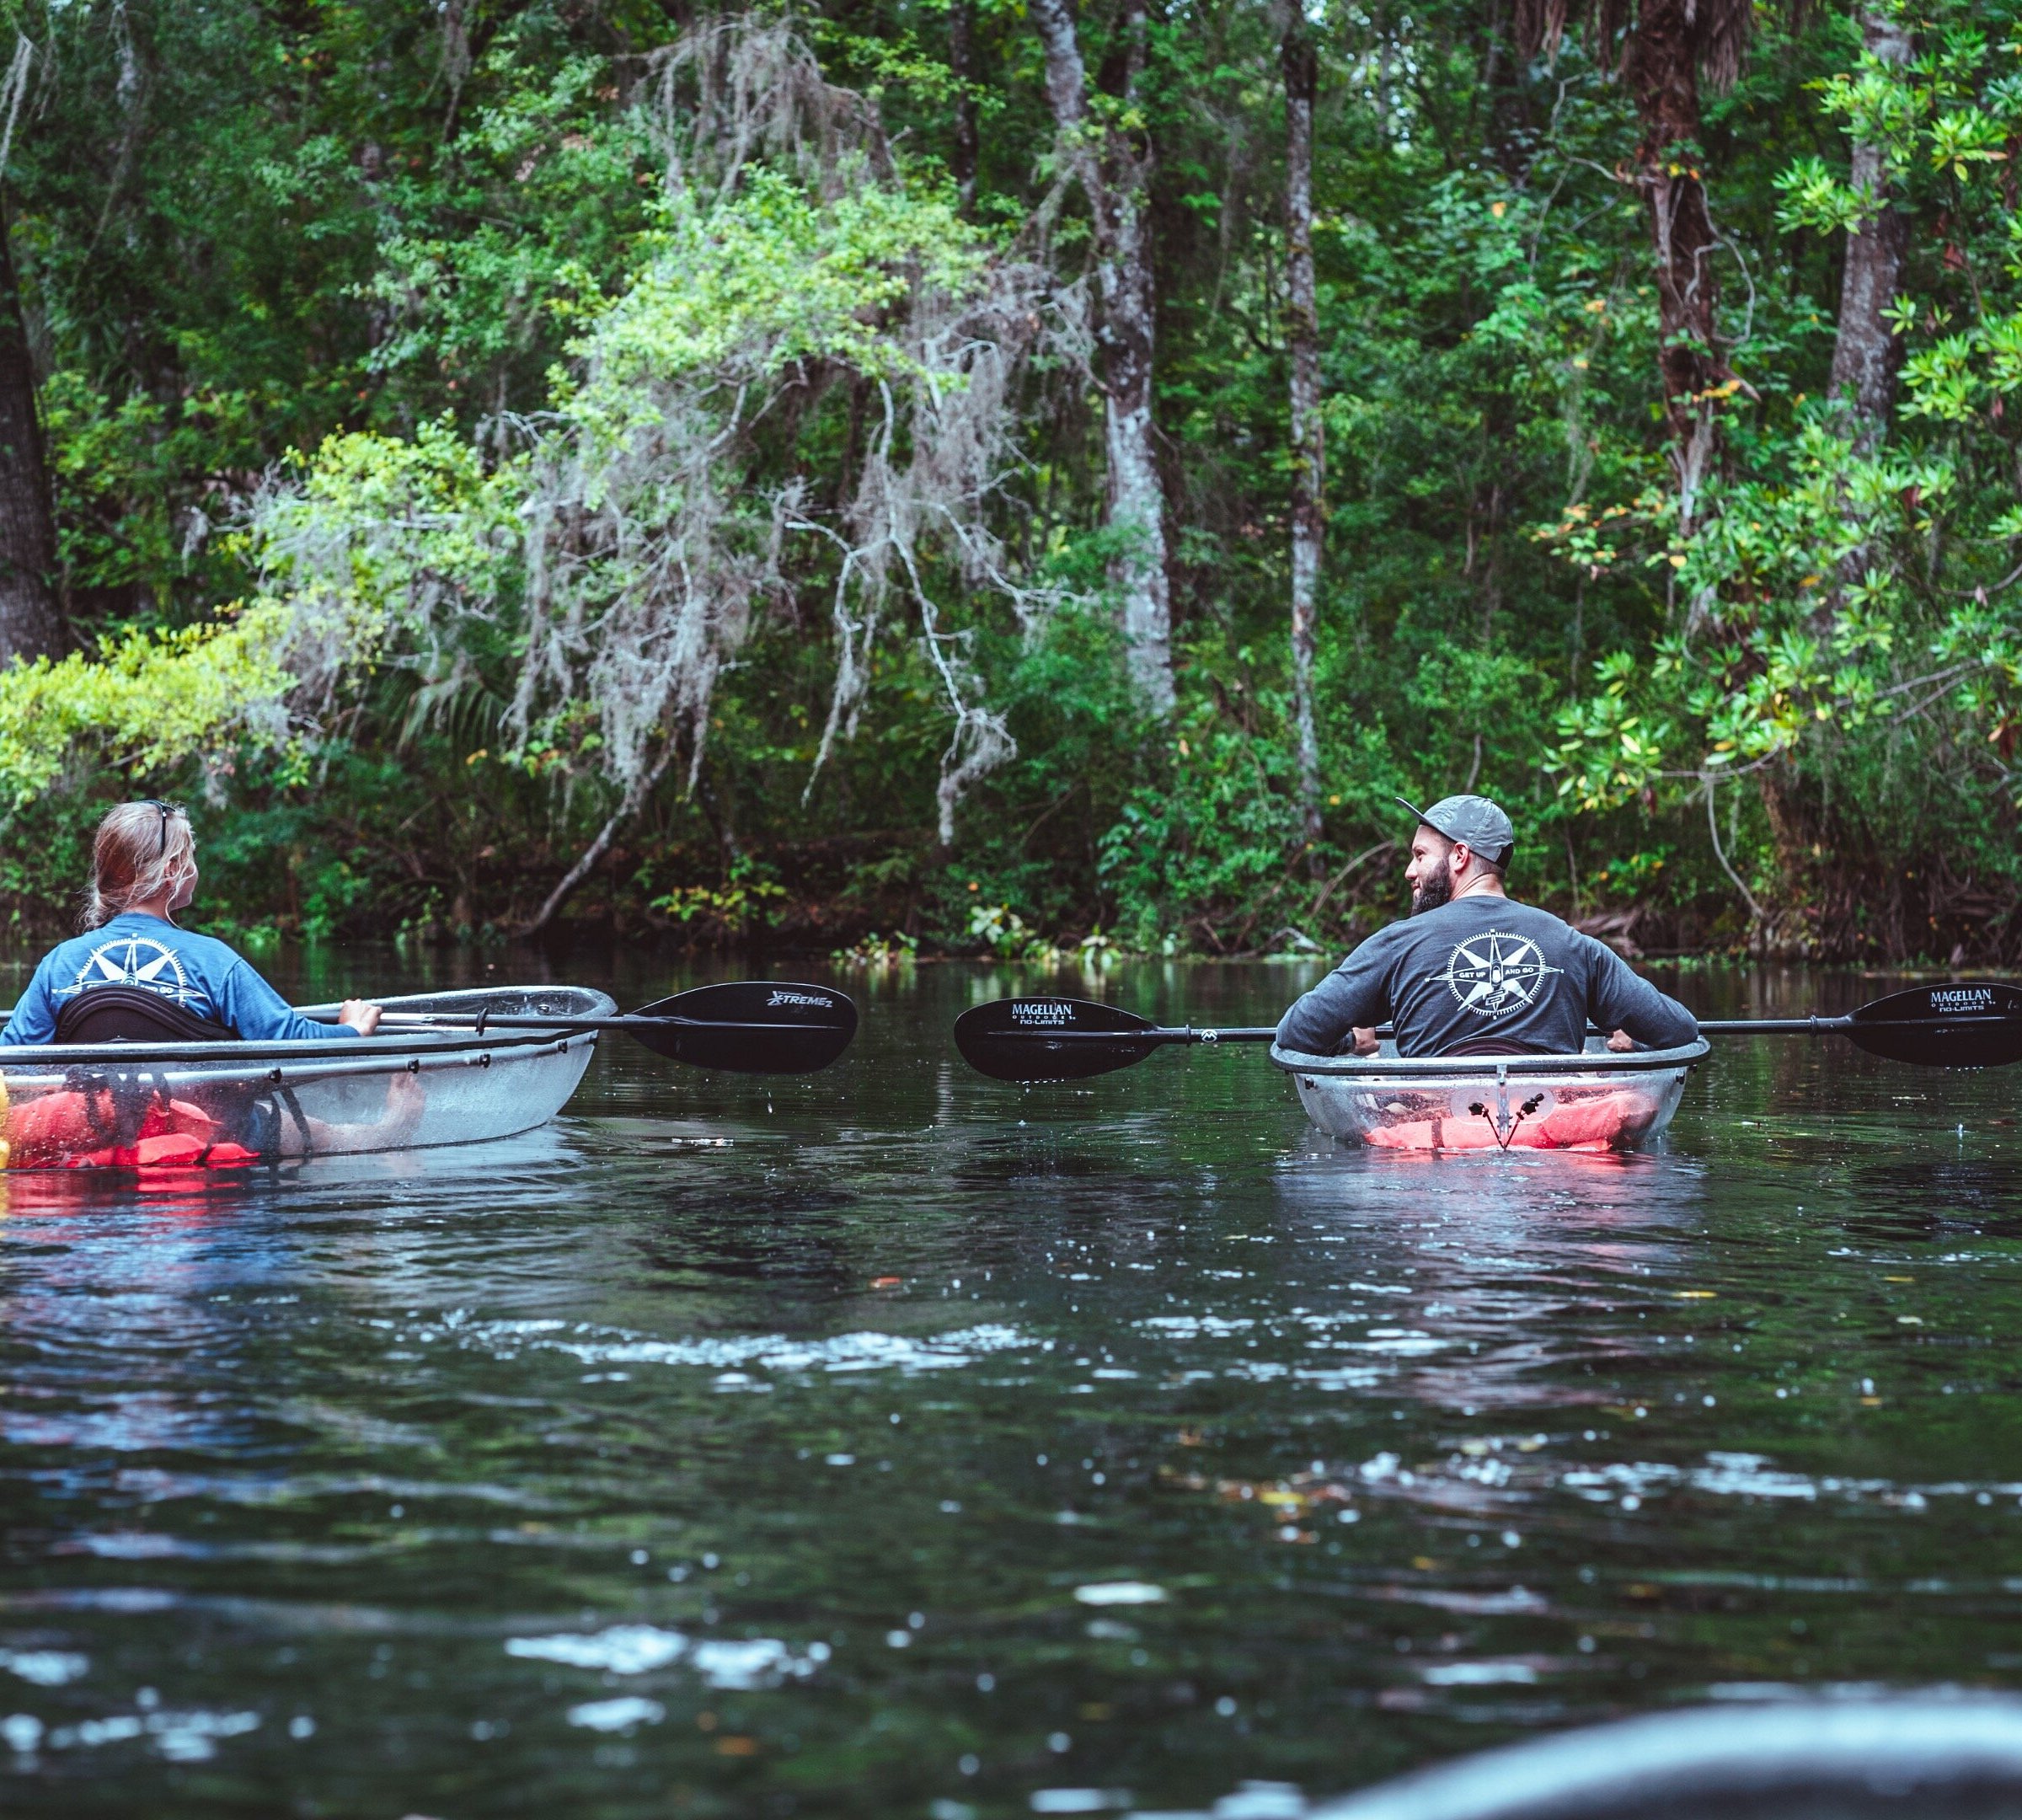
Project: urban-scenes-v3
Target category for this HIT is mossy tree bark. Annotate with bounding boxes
[1281,11,1324,852]
[1029,0,1175,715]
[0,209,61,664]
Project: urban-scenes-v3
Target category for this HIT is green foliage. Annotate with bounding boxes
[242,94,1014,823]
[570,169,987,406]
[0,605,297,808]
[5,0,2018,958]
[1547,0,2022,935]
[966,900,1057,961]
[1097,725,1303,951]
[832,929,920,965]
[651,854,790,939]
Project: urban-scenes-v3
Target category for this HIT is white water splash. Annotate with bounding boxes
[506,1624,829,1689]
[0,1651,87,1687]
[445,1317,1029,1378]
[567,1695,665,1732]
[1073,1582,1166,1606]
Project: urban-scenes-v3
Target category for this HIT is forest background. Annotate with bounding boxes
[0,0,2018,963]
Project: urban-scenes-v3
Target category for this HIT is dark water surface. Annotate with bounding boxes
[3,952,2021,1818]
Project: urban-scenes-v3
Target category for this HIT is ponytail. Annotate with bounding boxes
[82,800,194,931]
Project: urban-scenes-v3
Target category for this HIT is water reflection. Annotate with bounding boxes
[1270,1142,1703,1414]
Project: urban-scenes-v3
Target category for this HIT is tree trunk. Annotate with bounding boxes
[1827,4,1912,452]
[1281,17,1324,850]
[1029,0,1176,714]
[1813,4,1915,619]
[1626,0,1731,531]
[949,0,980,216]
[522,739,681,936]
[0,208,61,664]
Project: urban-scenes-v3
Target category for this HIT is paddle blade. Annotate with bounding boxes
[954,996,1162,1083]
[629,981,858,1073]
[1848,980,2022,1068]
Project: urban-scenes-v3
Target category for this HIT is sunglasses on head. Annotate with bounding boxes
[143,799,185,859]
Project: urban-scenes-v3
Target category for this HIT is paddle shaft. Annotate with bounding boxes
[322,992,859,1073]
[978,1025,1279,1047]
[314,1010,848,1037]
[1698,1014,2022,1036]
[981,1013,2012,1045]
[1698,1015,1850,1036]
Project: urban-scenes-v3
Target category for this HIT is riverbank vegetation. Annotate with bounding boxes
[0,0,2017,960]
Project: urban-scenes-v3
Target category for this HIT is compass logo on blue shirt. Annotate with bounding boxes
[57,935,201,1007]
[1437,930,1564,1019]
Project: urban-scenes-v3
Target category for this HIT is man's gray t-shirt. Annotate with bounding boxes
[1277,897,1698,1057]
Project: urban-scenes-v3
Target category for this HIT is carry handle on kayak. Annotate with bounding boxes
[952,982,2022,1084]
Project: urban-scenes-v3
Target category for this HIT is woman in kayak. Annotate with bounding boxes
[1,800,384,1046]
[0,800,420,1168]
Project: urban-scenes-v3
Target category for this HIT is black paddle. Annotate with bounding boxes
[954,980,2022,1083]
[349,980,859,1074]
[1698,979,2022,1069]
[953,996,1276,1082]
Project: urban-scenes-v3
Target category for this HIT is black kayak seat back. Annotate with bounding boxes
[52,984,239,1046]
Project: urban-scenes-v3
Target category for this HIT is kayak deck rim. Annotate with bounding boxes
[0,984,618,1068]
[1270,1036,1710,1077]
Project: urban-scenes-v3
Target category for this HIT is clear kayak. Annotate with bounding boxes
[0,986,611,1172]
[1270,1036,1709,1154]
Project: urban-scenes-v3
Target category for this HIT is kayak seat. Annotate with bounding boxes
[52,984,239,1046]
[1445,1037,1554,1057]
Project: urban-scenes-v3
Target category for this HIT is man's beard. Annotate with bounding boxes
[1410,864,1454,916]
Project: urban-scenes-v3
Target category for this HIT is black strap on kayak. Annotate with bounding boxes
[275,1086,311,1157]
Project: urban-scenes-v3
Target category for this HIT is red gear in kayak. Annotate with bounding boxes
[6,1084,259,1170]
[1361,1088,1658,1154]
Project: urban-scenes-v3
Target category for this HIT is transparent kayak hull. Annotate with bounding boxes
[0,986,612,1171]
[1270,1036,1709,1154]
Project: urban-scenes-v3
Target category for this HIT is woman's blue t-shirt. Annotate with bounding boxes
[0,913,360,1046]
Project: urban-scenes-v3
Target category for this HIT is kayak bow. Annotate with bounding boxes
[1270,1036,1709,1153]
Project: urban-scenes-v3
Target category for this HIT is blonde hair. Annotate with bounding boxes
[82,800,195,931]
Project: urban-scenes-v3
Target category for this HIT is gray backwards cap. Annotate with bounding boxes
[1393,793,1515,870]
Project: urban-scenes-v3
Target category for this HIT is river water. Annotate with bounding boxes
[2,952,2019,1817]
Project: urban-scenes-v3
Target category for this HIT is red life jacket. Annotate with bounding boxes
[1361,1087,1659,1154]
[7,1084,259,1171]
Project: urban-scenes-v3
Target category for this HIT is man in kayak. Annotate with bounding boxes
[0,800,416,1168]
[1278,794,1698,1060]
[1,800,385,1046]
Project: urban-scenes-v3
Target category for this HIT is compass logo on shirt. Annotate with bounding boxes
[1436,929,1564,1019]
[55,934,200,1006]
